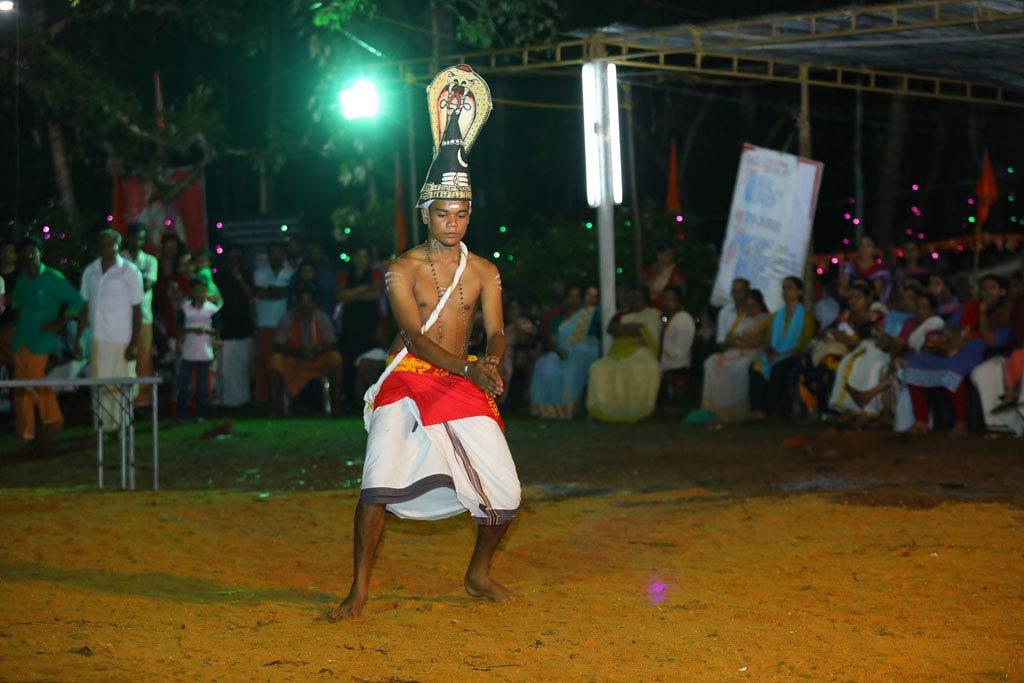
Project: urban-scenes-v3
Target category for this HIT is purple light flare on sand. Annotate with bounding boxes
[647,579,668,605]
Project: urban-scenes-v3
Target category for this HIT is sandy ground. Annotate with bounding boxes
[1,483,1021,681]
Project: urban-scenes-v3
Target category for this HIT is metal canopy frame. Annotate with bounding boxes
[371,0,1024,107]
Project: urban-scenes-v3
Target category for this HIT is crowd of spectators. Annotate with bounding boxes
[1,227,1021,442]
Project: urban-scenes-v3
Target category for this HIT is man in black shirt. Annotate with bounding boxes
[0,237,21,368]
[213,243,256,407]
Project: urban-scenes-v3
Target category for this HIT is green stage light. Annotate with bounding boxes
[339,80,380,121]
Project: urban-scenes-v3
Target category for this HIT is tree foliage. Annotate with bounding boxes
[450,0,559,49]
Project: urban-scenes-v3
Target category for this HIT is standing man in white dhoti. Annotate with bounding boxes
[329,65,520,622]
[78,229,144,432]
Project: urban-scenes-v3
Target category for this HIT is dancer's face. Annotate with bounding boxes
[422,201,470,249]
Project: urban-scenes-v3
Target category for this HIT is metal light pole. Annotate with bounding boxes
[582,61,623,355]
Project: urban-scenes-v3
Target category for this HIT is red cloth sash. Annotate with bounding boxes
[373,354,504,430]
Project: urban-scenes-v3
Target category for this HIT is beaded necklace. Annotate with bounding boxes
[424,239,468,355]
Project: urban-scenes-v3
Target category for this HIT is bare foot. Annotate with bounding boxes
[908,421,929,435]
[465,574,512,603]
[845,384,878,409]
[327,587,367,621]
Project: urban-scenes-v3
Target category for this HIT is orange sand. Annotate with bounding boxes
[0,488,1021,680]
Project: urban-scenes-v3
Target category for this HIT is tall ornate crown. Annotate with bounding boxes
[417,65,492,207]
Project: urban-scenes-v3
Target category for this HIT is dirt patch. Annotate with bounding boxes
[0,487,1021,680]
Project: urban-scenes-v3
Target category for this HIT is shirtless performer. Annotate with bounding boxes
[329,66,520,621]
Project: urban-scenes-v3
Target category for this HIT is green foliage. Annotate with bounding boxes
[489,203,718,312]
[310,0,377,30]
[330,201,396,252]
[449,0,559,49]
[495,214,599,308]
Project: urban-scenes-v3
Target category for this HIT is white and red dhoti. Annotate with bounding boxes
[360,355,520,525]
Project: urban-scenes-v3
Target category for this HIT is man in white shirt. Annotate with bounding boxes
[659,286,695,409]
[121,223,159,406]
[78,229,144,431]
[252,242,294,403]
[715,277,750,345]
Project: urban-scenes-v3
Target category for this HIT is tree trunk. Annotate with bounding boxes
[47,119,77,220]
[429,0,453,71]
[853,88,865,242]
[678,95,712,211]
[624,84,643,282]
[797,67,813,308]
[260,4,282,215]
[925,109,946,231]
[873,95,908,249]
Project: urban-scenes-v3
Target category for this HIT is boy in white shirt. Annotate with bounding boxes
[177,277,221,420]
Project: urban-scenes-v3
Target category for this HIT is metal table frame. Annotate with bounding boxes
[0,376,162,490]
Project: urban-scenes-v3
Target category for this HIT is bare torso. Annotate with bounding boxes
[386,244,494,359]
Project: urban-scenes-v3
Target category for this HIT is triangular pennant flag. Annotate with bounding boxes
[665,137,681,213]
[975,149,998,227]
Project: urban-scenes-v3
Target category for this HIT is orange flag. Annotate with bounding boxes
[664,137,681,213]
[975,149,998,227]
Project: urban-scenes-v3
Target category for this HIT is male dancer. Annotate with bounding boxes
[330,66,520,621]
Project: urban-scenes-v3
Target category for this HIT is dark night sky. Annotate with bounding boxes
[1,0,1021,262]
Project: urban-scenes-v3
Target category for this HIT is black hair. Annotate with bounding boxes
[654,242,673,254]
[849,279,874,301]
[783,275,804,292]
[18,236,42,252]
[296,285,318,301]
[745,289,768,313]
[96,227,122,247]
[980,274,1009,290]
[127,223,148,238]
[664,285,685,303]
[918,292,939,311]
[733,277,751,289]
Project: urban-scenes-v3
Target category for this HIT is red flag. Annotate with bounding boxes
[111,176,126,235]
[975,149,998,227]
[393,152,408,253]
[664,137,681,213]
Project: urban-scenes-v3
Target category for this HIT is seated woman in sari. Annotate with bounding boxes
[927,273,961,322]
[530,285,600,419]
[971,292,1024,433]
[841,235,892,304]
[794,280,883,419]
[701,289,770,422]
[843,291,945,428]
[906,274,1013,435]
[748,276,816,421]
[586,286,663,422]
[830,287,923,420]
